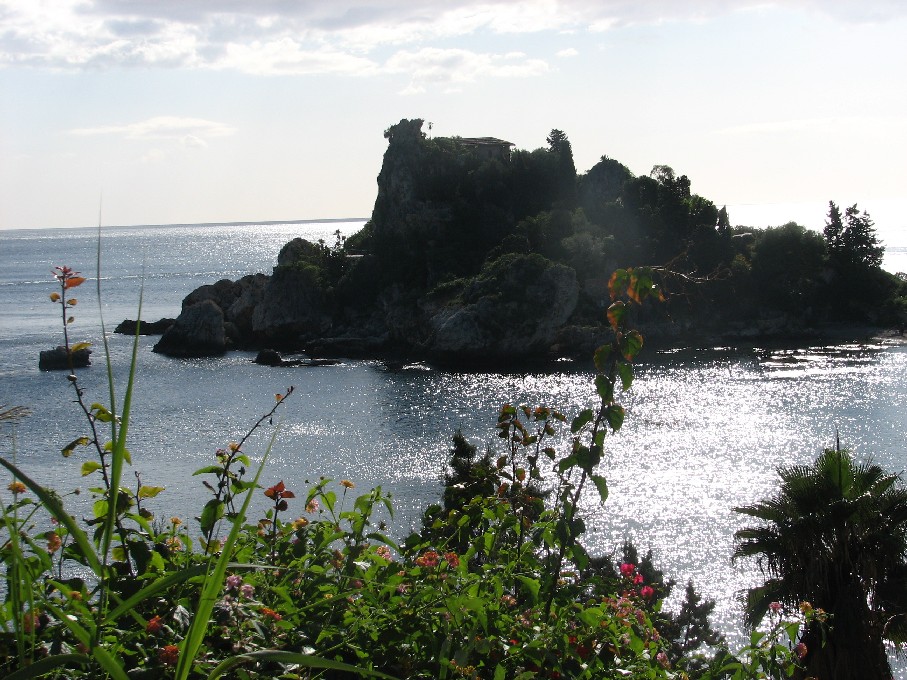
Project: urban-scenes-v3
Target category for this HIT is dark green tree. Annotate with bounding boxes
[546,128,577,207]
[734,448,907,679]
[824,200,884,270]
[716,206,731,235]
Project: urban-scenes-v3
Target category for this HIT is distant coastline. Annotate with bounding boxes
[0,217,369,234]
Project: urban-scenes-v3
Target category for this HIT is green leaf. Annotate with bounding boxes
[193,465,226,475]
[590,474,609,504]
[608,268,630,299]
[619,330,644,361]
[617,362,633,391]
[595,374,614,404]
[593,343,612,373]
[81,460,102,476]
[605,405,625,432]
[62,436,91,458]
[557,454,578,473]
[607,301,627,330]
[200,498,225,533]
[571,408,594,434]
[90,403,114,422]
[515,575,540,604]
[138,485,165,499]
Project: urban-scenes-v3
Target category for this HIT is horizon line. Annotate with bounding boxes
[0,217,370,233]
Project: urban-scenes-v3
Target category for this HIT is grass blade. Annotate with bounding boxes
[3,654,92,680]
[208,650,400,680]
[0,458,102,575]
[174,426,279,680]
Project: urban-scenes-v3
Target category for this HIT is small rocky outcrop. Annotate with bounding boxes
[153,300,226,357]
[39,346,91,371]
[115,318,175,335]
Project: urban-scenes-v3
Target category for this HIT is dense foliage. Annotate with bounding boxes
[319,119,907,352]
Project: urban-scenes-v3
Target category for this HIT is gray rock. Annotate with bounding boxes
[153,300,226,357]
[252,267,331,343]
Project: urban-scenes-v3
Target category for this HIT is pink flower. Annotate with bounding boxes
[306,498,320,513]
[444,552,460,568]
[633,573,644,585]
[240,583,255,599]
[619,563,636,578]
[640,585,655,599]
[375,545,393,561]
[794,642,808,659]
[769,601,782,613]
[225,575,243,591]
[656,651,669,668]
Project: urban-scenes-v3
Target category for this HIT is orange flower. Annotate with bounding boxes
[340,480,355,489]
[261,607,283,622]
[158,644,179,666]
[146,615,163,635]
[7,481,26,494]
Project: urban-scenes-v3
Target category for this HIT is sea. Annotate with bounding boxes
[2,220,907,663]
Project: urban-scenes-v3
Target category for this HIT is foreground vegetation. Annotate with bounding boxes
[2,262,905,678]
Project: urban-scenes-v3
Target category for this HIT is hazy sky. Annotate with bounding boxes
[1,1,905,236]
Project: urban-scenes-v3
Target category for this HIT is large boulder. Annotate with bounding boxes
[182,274,268,344]
[252,267,331,345]
[153,300,227,357]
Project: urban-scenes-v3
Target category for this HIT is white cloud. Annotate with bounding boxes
[556,47,578,57]
[71,116,236,140]
[385,47,549,89]
[1,0,904,80]
[217,40,378,76]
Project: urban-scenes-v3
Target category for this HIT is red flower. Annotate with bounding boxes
[264,481,295,511]
[158,644,179,666]
[416,550,440,568]
[619,563,636,578]
[640,585,655,599]
[146,615,163,635]
[444,552,460,568]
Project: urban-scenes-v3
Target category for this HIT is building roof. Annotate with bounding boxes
[454,137,514,147]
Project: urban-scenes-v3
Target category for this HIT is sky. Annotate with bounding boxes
[1,0,906,242]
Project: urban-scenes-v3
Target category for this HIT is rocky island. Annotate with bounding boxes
[149,119,907,363]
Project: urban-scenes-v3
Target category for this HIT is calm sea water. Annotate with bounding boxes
[2,221,907,660]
